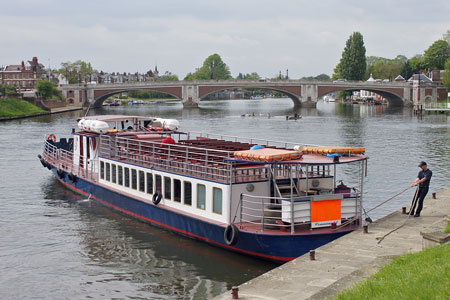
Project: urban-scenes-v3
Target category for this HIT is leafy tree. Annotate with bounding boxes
[424,40,450,70]
[158,71,179,81]
[301,73,331,81]
[184,54,231,80]
[35,80,61,99]
[368,60,403,80]
[58,60,97,84]
[236,72,261,80]
[0,84,17,98]
[401,60,413,80]
[409,55,426,73]
[443,58,450,92]
[443,30,450,45]
[334,32,366,80]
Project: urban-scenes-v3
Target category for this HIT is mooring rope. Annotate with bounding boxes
[376,186,419,244]
[332,186,414,231]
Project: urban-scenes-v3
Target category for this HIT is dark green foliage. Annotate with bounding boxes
[424,40,450,69]
[236,72,261,80]
[443,59,450,92]
[58,60,97,84]
[334,32,367,80]
[35,80,61,100]
[0,84,17,97]
[184,54,231,80]
[128,90,175,99]
[301,73,331,81]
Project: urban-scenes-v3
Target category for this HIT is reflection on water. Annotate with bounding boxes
[0,98,449,299]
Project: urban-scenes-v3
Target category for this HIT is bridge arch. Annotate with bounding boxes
[92,88,182,107]
[318,86,406,106]
[198,86,301,106]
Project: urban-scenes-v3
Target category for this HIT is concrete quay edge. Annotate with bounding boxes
[211,186,450,300]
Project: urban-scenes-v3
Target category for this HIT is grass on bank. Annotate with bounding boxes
[446,221,450,234]
[0,98,47,118]
[334,243,450,300]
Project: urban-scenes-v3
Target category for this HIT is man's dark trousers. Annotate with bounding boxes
[411,187,429,216]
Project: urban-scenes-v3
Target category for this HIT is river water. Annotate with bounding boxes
[1,98,449,299]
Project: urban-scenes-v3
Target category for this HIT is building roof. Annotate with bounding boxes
[5,65,22,71]
[408,74,432,82]
[366,73,375,82]
[394,75,405,81]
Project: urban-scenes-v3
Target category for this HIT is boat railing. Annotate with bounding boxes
[99,135,237,183]
[187,131,319,150]
[42,141,98,181]
[238,192,361,234]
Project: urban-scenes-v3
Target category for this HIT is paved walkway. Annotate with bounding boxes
[212,187,450,300]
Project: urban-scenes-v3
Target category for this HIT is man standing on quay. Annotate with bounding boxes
[410,161,432,217]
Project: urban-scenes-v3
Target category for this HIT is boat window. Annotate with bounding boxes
[155,175,162,193]
[164,177,171,200]
[184,182,192,206]
[124,167,130,188]
[131,169,137,190]
[197,184,206,210]
[139,170,145,192]
[174,179,181,202]
[146,173,153,194]
[100,161,105,179]
[112,164,116,183]
[106,163,110,181]
[118,166,123,185]
[213,187,222,214]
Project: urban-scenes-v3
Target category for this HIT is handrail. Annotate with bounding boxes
[238,193,361,234]
[188,131,320,150]
[42,140,99,181]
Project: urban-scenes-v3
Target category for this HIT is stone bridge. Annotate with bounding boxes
[59,80,448,108]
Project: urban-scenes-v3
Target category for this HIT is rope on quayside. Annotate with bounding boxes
[332,186,414,231]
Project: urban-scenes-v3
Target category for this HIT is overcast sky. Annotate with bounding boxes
[1,0,449,78]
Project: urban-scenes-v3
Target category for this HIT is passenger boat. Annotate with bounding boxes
[38,115,368,263]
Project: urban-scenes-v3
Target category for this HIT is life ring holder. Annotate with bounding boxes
[224,224,239,246]
[152,192,162,205]
[47,133,56,142]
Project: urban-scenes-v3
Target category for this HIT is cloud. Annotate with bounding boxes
[0,1,449,78]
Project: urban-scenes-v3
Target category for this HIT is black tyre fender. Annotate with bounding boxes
[224,224,239,246]
[46,163,52,170]
[57,169,64,179]
[68,173,77,183]
[152,192,162,205]
[40,159,47,168]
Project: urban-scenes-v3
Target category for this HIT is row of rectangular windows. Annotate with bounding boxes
[0,74,37,79]
[100,161,223,214]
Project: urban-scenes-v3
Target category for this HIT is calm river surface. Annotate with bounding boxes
[1,98,449,299]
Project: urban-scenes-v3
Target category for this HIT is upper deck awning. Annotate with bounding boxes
[227,153,368,165]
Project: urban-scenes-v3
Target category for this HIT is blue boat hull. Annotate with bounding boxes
[51,167,352,263]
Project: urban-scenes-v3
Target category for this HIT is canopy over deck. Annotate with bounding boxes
[228,153,368,165]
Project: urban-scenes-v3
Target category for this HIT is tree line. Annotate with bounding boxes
[333,31,450,92]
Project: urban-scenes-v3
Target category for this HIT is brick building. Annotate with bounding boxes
[0,57,46,88]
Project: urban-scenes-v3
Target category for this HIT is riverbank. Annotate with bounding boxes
[212,186,450,300]
[0,98,47,118]
[0,98,82,121]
